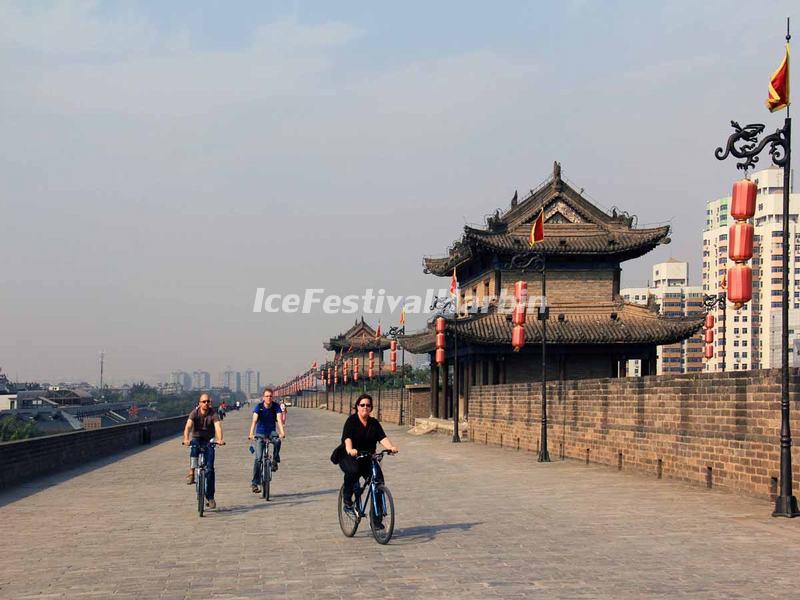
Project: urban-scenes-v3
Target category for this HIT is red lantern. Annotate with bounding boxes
[729,222,754,262]
[704,344,714,359]
[436,332,446,348]
[731,179,757,220]
[512,324,525,351]
[512,303,527,326]
[704,329,714,343]
[368,351,374,361]
[727,265,752,306]
[368,367,374,379]
[704,313,715,329]
[390,363,397,373]
[390,340,397,352]
[435,348,445,365]
[334,365,339,385]
[514,280,528,301]
[435,317,446,333]
[353,358,360,382]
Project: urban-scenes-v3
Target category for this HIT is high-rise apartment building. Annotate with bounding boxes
[702,167,800,371]
[171,371,191,391]
[622,260,705,374]
[192,370,211,390]
[242,369,260,396]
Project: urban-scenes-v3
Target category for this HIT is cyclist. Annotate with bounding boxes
[248,387,286,493]
[183,392,225,509]
[279,399,287,425]
[339,393,398,526]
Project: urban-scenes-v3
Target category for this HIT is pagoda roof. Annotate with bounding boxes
[400,302,701,354]
[324,317,391,352]
[424,162,671,276]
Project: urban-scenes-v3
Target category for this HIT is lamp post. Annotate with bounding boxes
[715,113,798,517]
[507,250,550,462]
[704,292,727,371]
[385,325,406,424]
[431,296,460,442]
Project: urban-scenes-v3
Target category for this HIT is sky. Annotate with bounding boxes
[0,1,796,385]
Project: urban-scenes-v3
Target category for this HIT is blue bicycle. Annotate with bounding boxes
[337,450,395,544]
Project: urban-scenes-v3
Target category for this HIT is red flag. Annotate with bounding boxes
[449,268,458,298]
[375,322,382,339]
[766,43,790,112]
[311,361,317,369]
[529,208,545,247]
[399,307,406,326]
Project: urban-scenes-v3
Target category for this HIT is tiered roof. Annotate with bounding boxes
[400,302,702,354]
[424,162,671,276]
[324,317,391,352]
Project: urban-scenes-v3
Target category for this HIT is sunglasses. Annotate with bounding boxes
[358,403,373,409]
[199,400,211,404]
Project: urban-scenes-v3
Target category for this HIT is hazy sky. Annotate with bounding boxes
[1,1,796,385]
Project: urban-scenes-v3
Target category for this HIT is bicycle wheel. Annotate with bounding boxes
[369,484,394,544]
[263,453,272,501]
[197,469,205,517]
[337,483,359,537]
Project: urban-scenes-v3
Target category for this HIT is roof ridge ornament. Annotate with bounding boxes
[552,161,562,193]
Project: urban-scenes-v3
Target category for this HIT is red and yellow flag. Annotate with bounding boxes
[399,307,406,326]
[766,43,790,112]
[375,322,382,339]
[449,268,459,298]
[529,208,545,247]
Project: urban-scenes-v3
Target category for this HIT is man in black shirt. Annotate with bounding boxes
[339,393,398,519]
[183,393,225,509]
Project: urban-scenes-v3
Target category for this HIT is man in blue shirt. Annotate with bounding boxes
[248,387,286,493]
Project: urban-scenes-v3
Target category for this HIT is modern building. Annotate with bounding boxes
[192,370,211,391]
[702,166,800,371]
[222,369,241,392]
[401,162,702,420]
[621,260,705,374]
[242,369,260,396]
[171,371,192,391]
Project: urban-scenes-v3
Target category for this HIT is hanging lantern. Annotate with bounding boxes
[343,360,349,384]
[704,329,714,343]
[704,344,714,359]
[512,303,527,326]
[514,280,528,301]
[435,317,446,333]
[512,324,525,351]
[353,358,360,382]
[729,222,754,262]
[334,364,339,385]
[390,340,397,352]
[728,264,753,307]
[436,332,446,348]
[704,313,715,329]
[435,348,445,365]
[731,179,757,220]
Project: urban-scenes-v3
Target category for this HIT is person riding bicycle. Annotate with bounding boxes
[183,392,225,509]
[248,387,286,493]
[339,393,398,526]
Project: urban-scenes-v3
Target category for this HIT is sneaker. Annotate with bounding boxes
[186,472,195,485]
[272,463,279,472]
[372,520,385,530]
[206,499,216,509]
[251,484,260,493]
[343,500,355,514]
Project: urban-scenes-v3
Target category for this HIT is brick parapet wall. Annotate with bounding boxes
[468,369,800,499]
[0,415,186,490]
[294,386,430,426]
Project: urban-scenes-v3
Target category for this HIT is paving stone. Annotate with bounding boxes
[1,408,800,598]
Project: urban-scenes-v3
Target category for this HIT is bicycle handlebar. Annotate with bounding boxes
[182,440,224,447]
[356,449,396,460]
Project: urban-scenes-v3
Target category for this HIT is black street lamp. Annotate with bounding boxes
[704,292,727,372]
[385,325,406,424]
[715,113,798,517]
[431,295,460,442]
[508,251,550,462]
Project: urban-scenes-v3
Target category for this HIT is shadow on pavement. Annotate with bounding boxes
[272,487,339,500]
[391,521,483,544]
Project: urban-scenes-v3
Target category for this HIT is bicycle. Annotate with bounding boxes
[337,450,395,544]
[184,439,222,517]
[254,433,280,501]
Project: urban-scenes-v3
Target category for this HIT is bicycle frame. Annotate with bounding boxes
[353,454,386,520]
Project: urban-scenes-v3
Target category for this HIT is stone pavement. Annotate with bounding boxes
[2,407,800,599]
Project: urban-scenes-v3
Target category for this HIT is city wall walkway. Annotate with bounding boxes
[2,407,800,599]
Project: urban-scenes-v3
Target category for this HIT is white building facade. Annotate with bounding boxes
[702,167,800,371]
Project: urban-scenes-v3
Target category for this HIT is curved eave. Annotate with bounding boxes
[399,330,436,354]
[452,310,702,347]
